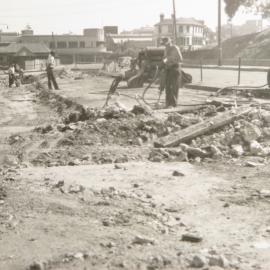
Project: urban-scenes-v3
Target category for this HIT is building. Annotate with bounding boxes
[221,20,264,41]
[106,26,155,54]
[0,43,50,69]
[106,33,155,54]
[104,26,118,36]
[0,31,19,46]
[16,27,108,64]
[155,14,206,51]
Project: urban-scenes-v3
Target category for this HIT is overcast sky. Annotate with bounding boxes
[0,0,263,34]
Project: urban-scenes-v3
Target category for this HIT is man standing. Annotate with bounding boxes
[46,51,59,90]
[161,37,183,108]
[8,64,16,88]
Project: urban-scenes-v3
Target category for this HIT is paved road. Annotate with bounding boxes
[185,67,268,87]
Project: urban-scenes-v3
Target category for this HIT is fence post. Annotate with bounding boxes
[238,57,241,85]
[200,59,203,82]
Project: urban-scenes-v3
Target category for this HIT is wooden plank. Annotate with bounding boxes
[156,105,207,114]
[154,106,252,148]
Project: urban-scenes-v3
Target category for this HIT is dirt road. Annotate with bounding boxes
[0,79,270,270]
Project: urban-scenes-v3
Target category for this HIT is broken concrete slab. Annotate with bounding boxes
[154,106,253,148]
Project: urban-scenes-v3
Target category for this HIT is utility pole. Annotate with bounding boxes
[172,0,177,45]
[218,0,222,66]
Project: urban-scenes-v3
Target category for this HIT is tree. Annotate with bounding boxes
[224,0,270,19]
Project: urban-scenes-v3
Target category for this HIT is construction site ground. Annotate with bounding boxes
[0,70,270,270]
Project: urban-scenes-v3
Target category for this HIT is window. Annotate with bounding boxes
[49,42,55,49]
[68,41,78,48]
[80,41,85,48]
[57,41,67,48]
[187,26,190,33]
[178,26,183,33]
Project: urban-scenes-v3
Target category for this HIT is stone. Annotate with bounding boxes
[239,121,262,143]
[260,189,270,198]
[190,255,208,268]
[68,184,85,194]
[182,233,203,243]
[28,262,44,270]
[209,145,223,159]
[261,110,270,126]
[231,144,244,157]
[245,161,264,168]
[263,127,270,138]
[208,255,229,268]
[132,235,155,245]
[249,140,265,156]
[172,170,185,177]
[251,119,263,127]
[96,118,107,123]
[180,144,208,158]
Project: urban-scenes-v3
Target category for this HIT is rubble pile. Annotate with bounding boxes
[151,106,270,163]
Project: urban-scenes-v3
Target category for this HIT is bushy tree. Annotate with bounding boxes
[224,0,270,19]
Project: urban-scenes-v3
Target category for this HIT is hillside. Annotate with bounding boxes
[184,27,270,61]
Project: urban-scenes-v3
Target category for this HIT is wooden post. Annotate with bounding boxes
[238,57,241,85]
[200,59,203,82]
[218,0,222,66]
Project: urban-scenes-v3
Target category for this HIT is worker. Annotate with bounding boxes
[8,64,16,88]
[160,37,183,108]
[46,51,59,90]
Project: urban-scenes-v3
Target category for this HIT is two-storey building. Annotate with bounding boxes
[155,14,206,51]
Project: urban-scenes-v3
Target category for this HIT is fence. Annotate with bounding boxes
[184,57,270,86]
[184,58,270,67]
[24,59,60,71]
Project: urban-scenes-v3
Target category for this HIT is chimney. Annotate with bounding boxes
[160,13,165,22]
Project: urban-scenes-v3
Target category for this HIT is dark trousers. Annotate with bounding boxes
[47,68,59,90]
[9,74,15,88]
[165,67,181,107]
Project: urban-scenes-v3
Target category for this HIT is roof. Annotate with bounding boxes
[109,35,154,44]
[155,17,204,26]
[0,43,50,54]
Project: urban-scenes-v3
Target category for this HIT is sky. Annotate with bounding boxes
[0,0,264,34]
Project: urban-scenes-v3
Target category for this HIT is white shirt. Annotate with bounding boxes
[8,66,15,75]
[47,55,55,69]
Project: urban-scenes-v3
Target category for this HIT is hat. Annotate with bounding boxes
[160,37,171,46]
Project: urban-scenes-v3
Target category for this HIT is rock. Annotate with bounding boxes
[263,127,270,138]
[180,144,208,158]
[182,233,203,243]
[208,255,229,268]
[73,252,85,260]
[245,161,264,168]
[68,184,85,194]
[114,164,122,169]
[54,180,65,188]
[251,119,263,127]
[230,144,244,157]
[68,159,80,166]
[190,255,208,268]
[96,118,107,123]
[209,145,223,159]
[172,170,185,177]
[132,235,155,245]
[133,137,144,146]
[260,189,270,198]
[239,121,262,143]
[57,138,74,147]
[249,140,265,156]
[57,124,67,132]
[261,110,270,126]
[28,262,44,270]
